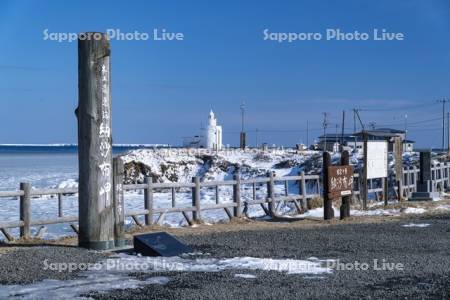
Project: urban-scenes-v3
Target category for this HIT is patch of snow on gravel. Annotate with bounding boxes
[403,207,426,214]
[401,223,431,228]
[234,273,257,279]
[0,253,333,299]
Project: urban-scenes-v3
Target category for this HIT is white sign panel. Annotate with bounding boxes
[366,141,388,179]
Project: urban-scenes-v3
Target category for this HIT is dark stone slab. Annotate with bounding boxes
[133,232,193,257]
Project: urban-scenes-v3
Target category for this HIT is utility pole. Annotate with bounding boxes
[447,112,450,154]
[255,128,259,148]
[322,112,329,152]
[306,120,309,149]
[438,99,449,152]
[353,108,357,150]
[404,114,408,143]
[240,101,246,149]
[341,110,345,151]
[335,124,339,152]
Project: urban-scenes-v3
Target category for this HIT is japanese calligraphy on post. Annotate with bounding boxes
[328,165,354,199]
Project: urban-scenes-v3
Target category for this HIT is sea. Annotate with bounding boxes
[0,144,166,191]
[0,144,285,240]
[0,144,173,239]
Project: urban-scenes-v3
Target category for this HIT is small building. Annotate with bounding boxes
[182,135,203,148]
[317,133,362,152]
[317,128,414,152]
[353,128,414,152]
[403,140,414,152]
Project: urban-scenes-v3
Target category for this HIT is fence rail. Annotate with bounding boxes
[1,162,450,241]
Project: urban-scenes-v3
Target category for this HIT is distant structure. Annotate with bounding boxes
[183,110,223,150]
[317,128,414,152]
[204,110,223,150]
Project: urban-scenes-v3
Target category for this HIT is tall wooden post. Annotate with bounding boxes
[394,136,403,201]
[323,152,334,220]
[340,151,351,219]
[113,157,125,247]
[77,33,115,250]
[362,132,368,210]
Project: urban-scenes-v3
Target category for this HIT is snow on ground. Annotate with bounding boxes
[270,203,436,220]
[121,148,316,183]
[0,253,333,299]
[435,204,450,211]
[401,223,431,228]
[234,274,257,279]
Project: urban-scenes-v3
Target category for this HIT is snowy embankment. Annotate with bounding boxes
[120,148,320,184]
[117,148,322,227]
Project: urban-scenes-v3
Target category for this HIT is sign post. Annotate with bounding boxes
[339,151,352,219]
[323,151,354,220]
[394,137,403,201]
[322,152,334,220]
[77,33,115,250]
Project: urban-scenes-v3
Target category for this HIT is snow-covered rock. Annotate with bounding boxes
[121,148,317,184]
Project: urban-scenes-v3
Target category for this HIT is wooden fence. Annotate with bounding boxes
[1,162,450,241]
[121,172,321,227]
[0,172,321,241]
[0,185,78,241]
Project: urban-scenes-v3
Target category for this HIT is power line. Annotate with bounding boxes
[376,116,441,128]
[357,101,437,112]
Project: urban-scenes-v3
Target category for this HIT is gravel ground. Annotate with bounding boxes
[87,213,450,299]
[0,213,449,299]
[0,246,107,284]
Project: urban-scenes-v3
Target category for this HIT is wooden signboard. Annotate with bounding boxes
[327,165,354,199]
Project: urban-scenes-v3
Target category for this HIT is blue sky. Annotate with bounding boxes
[0,0,449,147]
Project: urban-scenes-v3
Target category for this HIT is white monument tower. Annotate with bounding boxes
[204,110,222,150]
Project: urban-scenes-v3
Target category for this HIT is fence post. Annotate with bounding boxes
[266,171,275,215]
[382,178,388,206]
[233,173,242,217]
[192,176,201,222]
[340,150,351,219]
[19,182,31,239]
[144,176,153,226]
[113,157,125,246]
[323,152,334,220]
[447,163,450,186]
[58,194,63,218]
[397,179,403,202]
[299,171,307,211]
